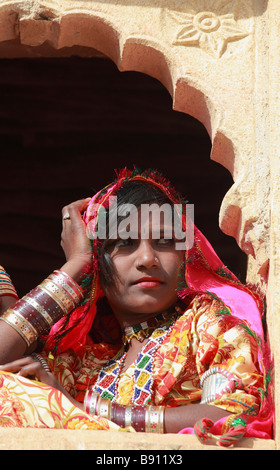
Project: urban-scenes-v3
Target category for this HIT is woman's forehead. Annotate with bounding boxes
[112,204,178,235]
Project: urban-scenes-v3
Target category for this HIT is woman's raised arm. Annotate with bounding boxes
[0,198,92,365]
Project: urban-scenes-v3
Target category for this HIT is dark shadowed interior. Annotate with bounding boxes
[0,56,247,297]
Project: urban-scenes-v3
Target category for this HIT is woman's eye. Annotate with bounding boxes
[114,237,134,248]
[157,237,174,246]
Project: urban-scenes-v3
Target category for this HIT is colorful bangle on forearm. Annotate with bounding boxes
[0,309,38,347]
[50,270,84,305]
[84,391,164,433]
[0,266,18,299]
[0,270,84,348]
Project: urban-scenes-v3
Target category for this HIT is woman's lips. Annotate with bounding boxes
[132,277,164,288]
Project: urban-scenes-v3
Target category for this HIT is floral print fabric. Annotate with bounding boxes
[0,371,120,430]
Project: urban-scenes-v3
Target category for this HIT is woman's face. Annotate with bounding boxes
[101,210,185,327]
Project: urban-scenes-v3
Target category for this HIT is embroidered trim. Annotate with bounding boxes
[122,310,180,345]
[93,314,179,405]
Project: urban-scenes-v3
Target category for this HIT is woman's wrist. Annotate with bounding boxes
[84,391,165,433]
[61,255,92,284]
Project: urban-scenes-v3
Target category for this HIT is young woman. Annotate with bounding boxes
[0,169,273,445]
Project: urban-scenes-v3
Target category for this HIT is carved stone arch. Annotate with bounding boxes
[0,1,269,286]
[0,0,271,286]
[0,0,279,450]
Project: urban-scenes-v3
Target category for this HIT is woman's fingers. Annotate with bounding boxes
[60,198,92,264]
[62,198,91,224]
[0,356,35,372]
[16,362,51,381]
[0,356,51,383]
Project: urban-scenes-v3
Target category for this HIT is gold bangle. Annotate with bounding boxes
[145,405,165,434]
[49,273,82,304]
[0,285,18,296]
[145,406,151,433]
[55,270,84,298]
[23,295,54,328]
[39,283,70,315]
[40,279,76,310]
[0,309,37,347]
[124,405,133,428]
[147,406,157,433]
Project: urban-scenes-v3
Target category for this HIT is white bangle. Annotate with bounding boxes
[200,367,238,404]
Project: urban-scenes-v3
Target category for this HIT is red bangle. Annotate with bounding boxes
[131,405,146,432]
[110,403,146,432]
[111,402,126,428]
[0,270,84,349]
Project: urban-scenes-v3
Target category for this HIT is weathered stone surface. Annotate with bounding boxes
[0,427,275,450]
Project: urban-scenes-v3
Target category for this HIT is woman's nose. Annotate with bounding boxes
[135,240,159,269]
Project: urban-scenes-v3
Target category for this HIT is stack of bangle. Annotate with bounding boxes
[84,390,165,433]
[0,270,84,348]
[0,265,18,300]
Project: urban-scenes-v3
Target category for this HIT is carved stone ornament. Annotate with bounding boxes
[168,0,249,58]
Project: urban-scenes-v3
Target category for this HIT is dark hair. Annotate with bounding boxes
[97,180,173,287]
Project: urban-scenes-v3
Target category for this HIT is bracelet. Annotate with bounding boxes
[124,405,133,428]
[84,391,164,433]
[84,390,100,415]
[200,367,241,404]
[0,266,18,299]
[39,280,75,314]
[0,309,37,347]
[130,405,146,432]
[98,397,112,420]
[29,286,66,325]
[12,298,49,334]
[50,271,83,305]
[23,294,54,329]
[145,405,165,433]
[54,270,84,301]
[0,270,84,348]
[31,352,51,372]
[111,403,126,428]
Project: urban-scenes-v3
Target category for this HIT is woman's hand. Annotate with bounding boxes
[60,198,93,282]
[0,356,62,390]
[0,356,84,410]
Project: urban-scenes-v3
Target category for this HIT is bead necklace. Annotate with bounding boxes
[122,310,179,346]
[93,309,181,405]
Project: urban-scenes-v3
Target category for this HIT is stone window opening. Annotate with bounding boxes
[0,0,277,450]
